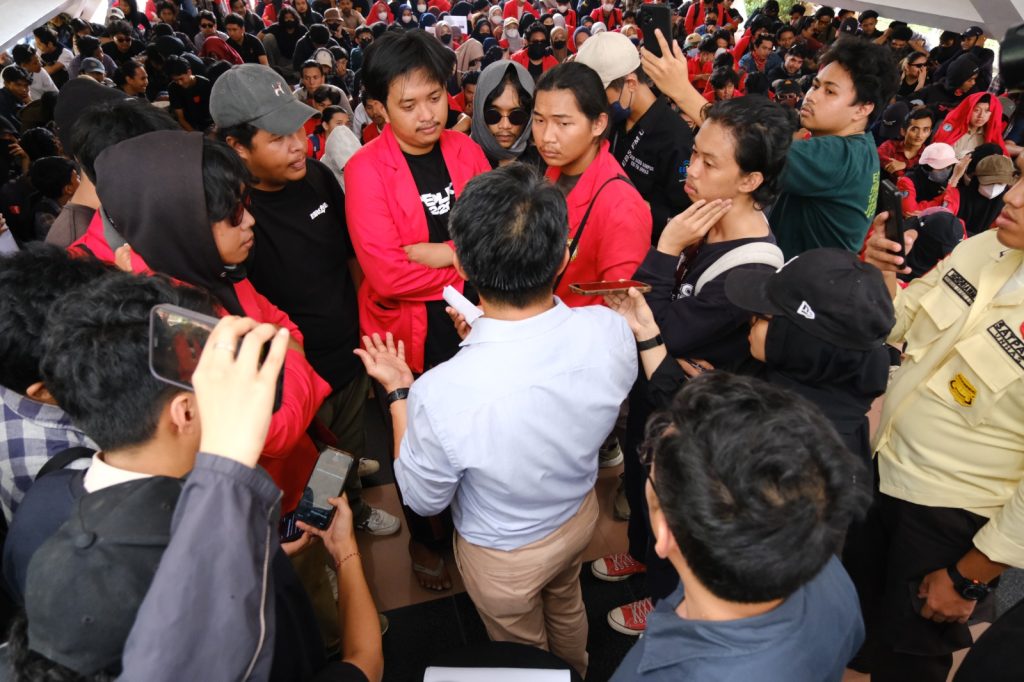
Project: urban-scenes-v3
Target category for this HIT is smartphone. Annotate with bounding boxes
[148,304,284,410]
[879,180,907,255]
[638,4,673,59]
[296,446,356,530]
[569,280,653,296]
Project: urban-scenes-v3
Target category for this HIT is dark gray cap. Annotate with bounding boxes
[210,64,316,135]
[81,57,106,75]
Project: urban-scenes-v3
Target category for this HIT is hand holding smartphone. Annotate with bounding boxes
[296,447,356,530]
[638,4,673,59]
[879,180,907,255]
[569,280,653,296]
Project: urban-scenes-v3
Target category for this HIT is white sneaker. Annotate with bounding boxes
[357,458,380,477]
[356,507,401,536]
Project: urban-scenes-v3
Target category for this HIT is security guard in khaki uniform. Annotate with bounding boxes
[861,168,1024,681]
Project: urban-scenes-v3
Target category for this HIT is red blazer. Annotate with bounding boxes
[546,142,652,307]
[685,2,725,35]
[503,0,538,21]
[590,7,623,30]
[69,213,331,513]
[345,125,490,372]
[510,49,559,73]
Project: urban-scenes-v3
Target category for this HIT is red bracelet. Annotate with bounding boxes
[335,551,360,571]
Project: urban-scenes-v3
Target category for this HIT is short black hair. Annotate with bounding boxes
[301,59,322,74]
[535,62,608,137]
[448,164,567,307]
[113,58,146,86]
[819,38,899,124]
[202,136,253,224]
[814,5,835,19]
[361,29,455,105]
[11,44,36,67]
[312,84,343,105]
[905,106,936,129]
[461,70,480,87]
[0,245,112,393]
[789,4,806,16]
[77,35,101,58]
[775,26,795,41]
[753,34,773,49]
[19,128,59,162]
[107,19,132,37]
[32,27,59,47]
[698,35,717,54]
[29,156,76,200]
[165,54,191,76]
[308,23,331,45]
[223,12,245,28]
[648,372,870,603]
[70,98,179,182]
[890,25,913,42]
[709,68,740,90]
[198,9,217,24]
[704,95,796,208]
[156,0,178,15]
[525,24,548,41]
[216,121,259,149]
[41,272,217,452]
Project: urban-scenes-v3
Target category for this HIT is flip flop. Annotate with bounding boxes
[412,557,451,591]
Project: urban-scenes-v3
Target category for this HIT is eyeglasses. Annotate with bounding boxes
[483,107,529,126]
[230,190,252,227]
[200,22,215,28]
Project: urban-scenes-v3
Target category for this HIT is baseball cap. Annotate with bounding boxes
[81,57,106,75]
[773,78,802,97]
[859,9,879,22]
[975,155,1015,185]
[877,101,909,140]
[962,26,984,39]
[725,249,895,351]
[211,64,317,135]
[999,95,1016,121]
[575,31,640,88]
[684,32,702,49]
[24,477,183,675]
[1,64,30,84]
[919,142,957,169]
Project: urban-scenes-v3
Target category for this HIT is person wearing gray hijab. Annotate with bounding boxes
[470,61,544,169]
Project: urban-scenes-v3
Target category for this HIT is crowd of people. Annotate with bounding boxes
[0,0,1022,680]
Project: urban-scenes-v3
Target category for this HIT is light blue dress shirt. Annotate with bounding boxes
[394,299,638,551]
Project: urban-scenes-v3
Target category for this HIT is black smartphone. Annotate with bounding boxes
[296,447,356,530]
[879,179,907,255]
[148,304,284,411]
[638,4,673,59]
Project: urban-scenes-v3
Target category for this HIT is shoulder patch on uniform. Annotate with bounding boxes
[942,269,977,306]
[943,123,953,132]
[988,320,1024,372]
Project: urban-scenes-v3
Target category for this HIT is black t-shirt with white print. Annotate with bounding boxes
[402,144,466,368]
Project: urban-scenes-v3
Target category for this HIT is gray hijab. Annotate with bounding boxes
[471,60,535,163]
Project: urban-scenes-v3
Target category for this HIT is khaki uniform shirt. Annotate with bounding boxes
[875,230,1024,567]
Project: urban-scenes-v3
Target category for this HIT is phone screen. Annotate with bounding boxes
[296,447,355,530]
[149,304,220,391]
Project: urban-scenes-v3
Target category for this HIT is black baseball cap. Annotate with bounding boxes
[24,477,182,675]
[962,26,984,39]
[724,248,895,351]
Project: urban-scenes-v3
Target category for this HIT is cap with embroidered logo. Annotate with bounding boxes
[210,63,316,135]
[724,248,895,351]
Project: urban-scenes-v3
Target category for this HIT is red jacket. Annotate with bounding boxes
[897,175,961,217]
[877,139,922,179]
[510,49,559,73]
[503,0,538,21]
[367,1,393,23]
[590,7,623,30]
[685,2,725,35]
[345,126,490,372]
[546,142,652,307]
[69,213,331,513]
[933,92,1009,156]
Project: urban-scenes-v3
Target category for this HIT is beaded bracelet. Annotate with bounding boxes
[335,551,361,571]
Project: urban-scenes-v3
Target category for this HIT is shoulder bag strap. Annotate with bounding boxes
[36,446,96,480]
[554,174,632,290]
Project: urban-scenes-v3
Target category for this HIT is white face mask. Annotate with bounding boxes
[417,3,426,11]
[979,183,1007,199]
[603,2,614,12]
[378,10,387,20]
[557,3,568,11]
[506,27,518,38]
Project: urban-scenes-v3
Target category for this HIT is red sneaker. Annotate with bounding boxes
[607,598,654,636]
[591,552,646,582]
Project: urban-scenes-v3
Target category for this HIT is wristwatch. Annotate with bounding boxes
[946,565,992,601]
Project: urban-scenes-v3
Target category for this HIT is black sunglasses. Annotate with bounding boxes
[201,22,216,28]
[484,107,529,126]
[230,190,252,227]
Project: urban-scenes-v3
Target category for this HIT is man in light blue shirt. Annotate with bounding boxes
[355,164,637,678]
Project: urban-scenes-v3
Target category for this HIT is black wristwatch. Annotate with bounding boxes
[386,387,410,406]
[636,334,664,351]
[947,565,992,601]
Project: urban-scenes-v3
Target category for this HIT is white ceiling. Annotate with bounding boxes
[834,0,1021,39]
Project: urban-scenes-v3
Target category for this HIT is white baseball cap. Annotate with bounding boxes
[574,31,640,88]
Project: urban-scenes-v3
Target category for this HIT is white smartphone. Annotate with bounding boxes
[442,285,483,325]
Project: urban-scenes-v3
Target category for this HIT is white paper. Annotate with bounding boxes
[0,229,18,254]
[442,285,483,325]
[443,15,468,32]
[424,667,570,682]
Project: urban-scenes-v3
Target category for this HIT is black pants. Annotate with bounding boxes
[843,478,993,682]
[955,597,1024,682]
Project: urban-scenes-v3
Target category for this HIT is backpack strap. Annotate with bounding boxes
[693,242,784,296]
[554,174,633,290]
[36,447,96,480]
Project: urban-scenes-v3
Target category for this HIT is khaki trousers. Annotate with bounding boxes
[453,490,599,677]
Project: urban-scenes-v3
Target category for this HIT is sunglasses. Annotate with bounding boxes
[483,107,529,126]
[229,190,252,227]
[115,36,130,43]
[201,22,215,28]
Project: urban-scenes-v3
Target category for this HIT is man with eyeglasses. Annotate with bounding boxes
[11,45,57,103]
[193,10,229,53]
[576,32,692,243]
[102,21,145,67]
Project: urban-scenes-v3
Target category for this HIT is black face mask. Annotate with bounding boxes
[527,42,547,60]
[282,21,297,29]
[552,39,566,49]
[440,33,452,44]
[360,38,372,46]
